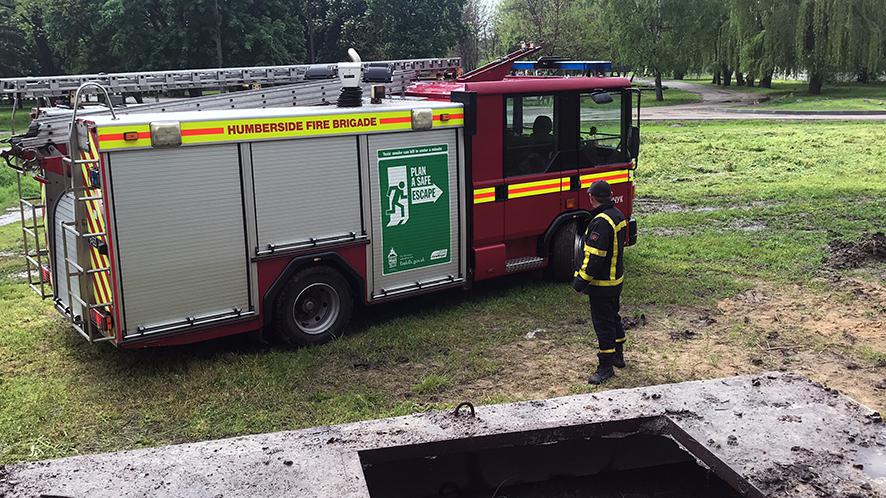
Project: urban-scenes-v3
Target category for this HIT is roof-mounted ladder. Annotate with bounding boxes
[0,57,460,98]
[457,44,543,83]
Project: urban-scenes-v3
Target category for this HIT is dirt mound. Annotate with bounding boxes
[825,232,885,269]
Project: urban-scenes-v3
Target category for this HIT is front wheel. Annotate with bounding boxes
[547,220,584,281]
[274,266,354,346]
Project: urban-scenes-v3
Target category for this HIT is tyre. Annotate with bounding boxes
[273,266,354,346]
[547,220,584,281]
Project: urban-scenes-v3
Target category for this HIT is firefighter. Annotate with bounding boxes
[572,180,627,385]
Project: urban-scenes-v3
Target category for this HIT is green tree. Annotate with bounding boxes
[604,0,710,100]
[300,0,368,63]
[495,0,608,59]
[101,0,306,71]
[794,0,886,94]
[341,0,466,59]
[0,1,33,77]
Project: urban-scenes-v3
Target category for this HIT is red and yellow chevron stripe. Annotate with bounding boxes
[474,169,633,204]
[78,137,114,335]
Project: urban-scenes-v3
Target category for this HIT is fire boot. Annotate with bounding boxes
[613,342,626,369]
[588,352,615,385]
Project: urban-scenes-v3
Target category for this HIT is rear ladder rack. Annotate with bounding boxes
[57,83,118,343]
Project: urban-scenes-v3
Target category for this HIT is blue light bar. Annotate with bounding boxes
[512,60,613,72]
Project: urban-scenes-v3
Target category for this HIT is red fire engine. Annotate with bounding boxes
[3,46,639,348]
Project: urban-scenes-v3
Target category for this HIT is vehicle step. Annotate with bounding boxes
[505,256,546,273]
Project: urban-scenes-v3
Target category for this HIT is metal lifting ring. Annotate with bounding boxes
[453,401,476,418]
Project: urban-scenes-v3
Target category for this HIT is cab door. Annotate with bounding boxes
[503,93,577,241]
[576,90,634,217]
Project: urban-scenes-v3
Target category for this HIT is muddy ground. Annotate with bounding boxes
[446,276,885,411]
[440,236,886,412]
[355,265,885,415]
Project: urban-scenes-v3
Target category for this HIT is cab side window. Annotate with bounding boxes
[504,95,558,177]
[578,92,626,167]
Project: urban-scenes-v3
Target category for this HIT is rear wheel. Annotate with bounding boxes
[547,220,584,281]
[274,266,353,346]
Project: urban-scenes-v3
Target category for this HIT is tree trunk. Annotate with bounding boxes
[735,71,745,86]
[213,0,223,67]
[746,73,755,87]
[654,70,664,101]
[808,72,823,95]
[308,28,315,63]
[713,70,721,85]
[856,68,869,84]
[24,11,58,75]
[723,68,733,86]
[673,70,685,80]
[760,71,773,88]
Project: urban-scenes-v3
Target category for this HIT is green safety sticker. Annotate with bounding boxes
[378,144,451,275]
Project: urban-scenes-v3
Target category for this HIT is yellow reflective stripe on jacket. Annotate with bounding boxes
[578,249,592,279]
[584,245,607,257]
[599,348,616,353]
[576,269,624,286]
[595,212,625,281]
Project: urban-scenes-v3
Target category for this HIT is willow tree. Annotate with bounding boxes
[730,0,797,87]
[796,0,884,94]
[826,0,884,84]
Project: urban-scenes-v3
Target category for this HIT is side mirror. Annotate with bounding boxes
[590,91,613,105]
[627,126,640,160]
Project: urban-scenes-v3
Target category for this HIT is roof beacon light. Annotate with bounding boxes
[337,48,363,107]
[511,60,613,74]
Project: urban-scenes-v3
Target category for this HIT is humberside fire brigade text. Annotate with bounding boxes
[227,116,378,135]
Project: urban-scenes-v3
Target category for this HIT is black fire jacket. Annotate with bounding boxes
[571,201,626,297]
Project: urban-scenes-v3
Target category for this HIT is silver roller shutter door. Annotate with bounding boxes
[108,145,250,335]
[251,136,362,252]
[51,191,81,315]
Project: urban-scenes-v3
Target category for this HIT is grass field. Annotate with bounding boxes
[683,77,886,110]
[762,82,886,110]
[0,103,35,136]
[0,103,41,209]
[682,76,806,95]
[636,86,702,107]
[1,120,884,465]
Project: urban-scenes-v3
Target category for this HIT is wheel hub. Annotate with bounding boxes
[292,283,341,335]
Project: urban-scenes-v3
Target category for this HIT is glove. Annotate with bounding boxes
[571,276,588,294]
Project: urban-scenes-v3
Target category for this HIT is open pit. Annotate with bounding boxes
[1,372,883,497]
[360,418,745,497]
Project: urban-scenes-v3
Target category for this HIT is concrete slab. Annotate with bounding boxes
[1,372,883,497]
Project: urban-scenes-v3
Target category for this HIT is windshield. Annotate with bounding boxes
[578,91,627,167]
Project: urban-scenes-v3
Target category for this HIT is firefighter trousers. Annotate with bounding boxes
[589,294,625,352]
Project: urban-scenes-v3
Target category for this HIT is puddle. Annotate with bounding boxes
[855,445,886,479]
[642,220,767,237]
[636,198,783,215]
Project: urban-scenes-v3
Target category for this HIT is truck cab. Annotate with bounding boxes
[408,58,640,283]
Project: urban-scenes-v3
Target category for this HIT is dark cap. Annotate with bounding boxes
[587,180,612,200]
